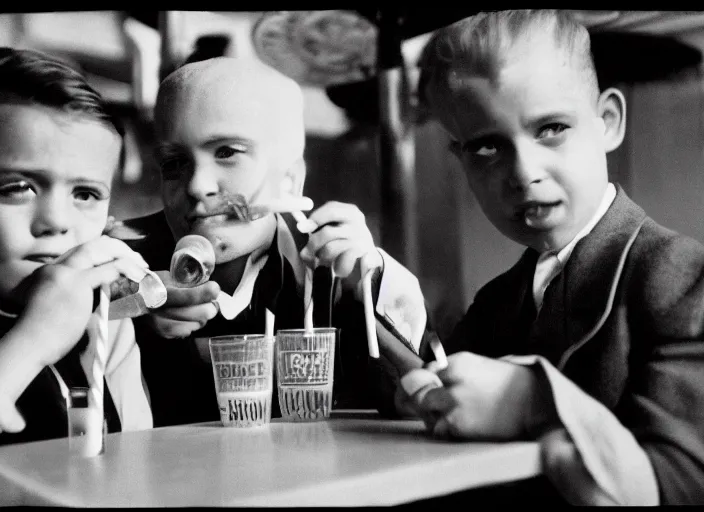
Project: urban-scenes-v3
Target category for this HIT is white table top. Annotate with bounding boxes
[0,411,541,507]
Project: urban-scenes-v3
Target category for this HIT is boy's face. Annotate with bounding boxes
[156,82,285,264]
[430,39,610,252]
[0,104,120,306]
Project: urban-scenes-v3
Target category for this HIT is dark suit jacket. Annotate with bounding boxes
[125,211,418,427]
[444,185,704,504]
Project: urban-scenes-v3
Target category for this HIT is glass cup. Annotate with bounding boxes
[209,334,275,428]
[275,328,337,422]
[67,387,106,457]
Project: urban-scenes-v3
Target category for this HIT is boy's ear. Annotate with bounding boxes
[279,157,307,197]
[597,87,627,152]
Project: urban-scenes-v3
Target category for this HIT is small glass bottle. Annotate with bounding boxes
[67,387,106,457]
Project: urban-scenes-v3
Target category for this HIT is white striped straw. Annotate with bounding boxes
[89,285,109,419]
[291,210,315,334]
[303,267,314,333]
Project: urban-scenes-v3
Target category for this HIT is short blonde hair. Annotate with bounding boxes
[418,10,599,110]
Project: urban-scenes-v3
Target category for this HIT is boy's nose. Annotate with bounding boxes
[31,192,70,237]
[507,143,548,190]
[186,163,220,202]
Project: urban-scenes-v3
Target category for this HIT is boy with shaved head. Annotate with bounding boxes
[397,9,704,505]
[127,57,430,426]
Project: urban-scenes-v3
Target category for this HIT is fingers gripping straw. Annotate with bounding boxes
[400,368,443,397]
[101,216,167,320]
[170,235,238,319]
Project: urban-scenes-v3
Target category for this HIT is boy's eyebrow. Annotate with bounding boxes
[154,137,257,156]
[155,142,185,156]
[201,135,255,148]
[525,110,579,128]
[0,168,110,192]
[69,177,111,191]
[456,110,581,142]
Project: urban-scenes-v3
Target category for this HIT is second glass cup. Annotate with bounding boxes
[275,328,337,421]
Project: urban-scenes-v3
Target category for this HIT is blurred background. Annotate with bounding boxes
[2,10,704,337]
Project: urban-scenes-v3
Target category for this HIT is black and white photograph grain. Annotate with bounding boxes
[0,8,703,506]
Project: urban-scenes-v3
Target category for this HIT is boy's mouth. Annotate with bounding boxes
[25,253,60,264]
[516,201,562,225]
[189,213,233,228]
[187,208,248,230]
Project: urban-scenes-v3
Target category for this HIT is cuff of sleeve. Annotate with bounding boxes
[502,354,659,506]
[374,248,427,353]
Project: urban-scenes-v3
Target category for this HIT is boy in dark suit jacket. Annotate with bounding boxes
[398,9,704,505]
[127,57,430,426]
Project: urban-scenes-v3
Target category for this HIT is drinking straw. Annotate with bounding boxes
[291,210,315,334]
[429,338,448,369]
[303,267,314,333]
[361,253,380,359]
[86,284,109,456]
[265,308,275,338]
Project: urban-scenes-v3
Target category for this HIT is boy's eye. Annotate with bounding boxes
[74,187,104,203]
[462,137,502,159]
[472,144,498,158]
[538,123,568,140]
[447,140,461,154]
[0,180,36,201]
[214,145,246,159]
[160,156,191,180]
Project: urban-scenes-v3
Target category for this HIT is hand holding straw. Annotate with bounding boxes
[292,210,379,355]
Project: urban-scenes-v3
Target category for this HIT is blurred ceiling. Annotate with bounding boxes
[570,10,704,34]
[2,10,704,133]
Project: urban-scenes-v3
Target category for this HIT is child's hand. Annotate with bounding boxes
[144,271,220,339]
[0,393,25,434]
[395,368,444,419]
[17,236,150,368]
[406,352,543,440]
[298,201,383,299]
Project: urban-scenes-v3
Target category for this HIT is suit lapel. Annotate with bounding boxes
[530,186,648,368]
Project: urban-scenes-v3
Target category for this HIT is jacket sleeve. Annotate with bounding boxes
[373,248,428,355]
[512,232,704,505]
[503,354,659,505]
[331,248,435,416]
[619,232,704,504]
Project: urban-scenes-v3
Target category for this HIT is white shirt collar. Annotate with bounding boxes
[553,182,617,266]
[533,183,616,309]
